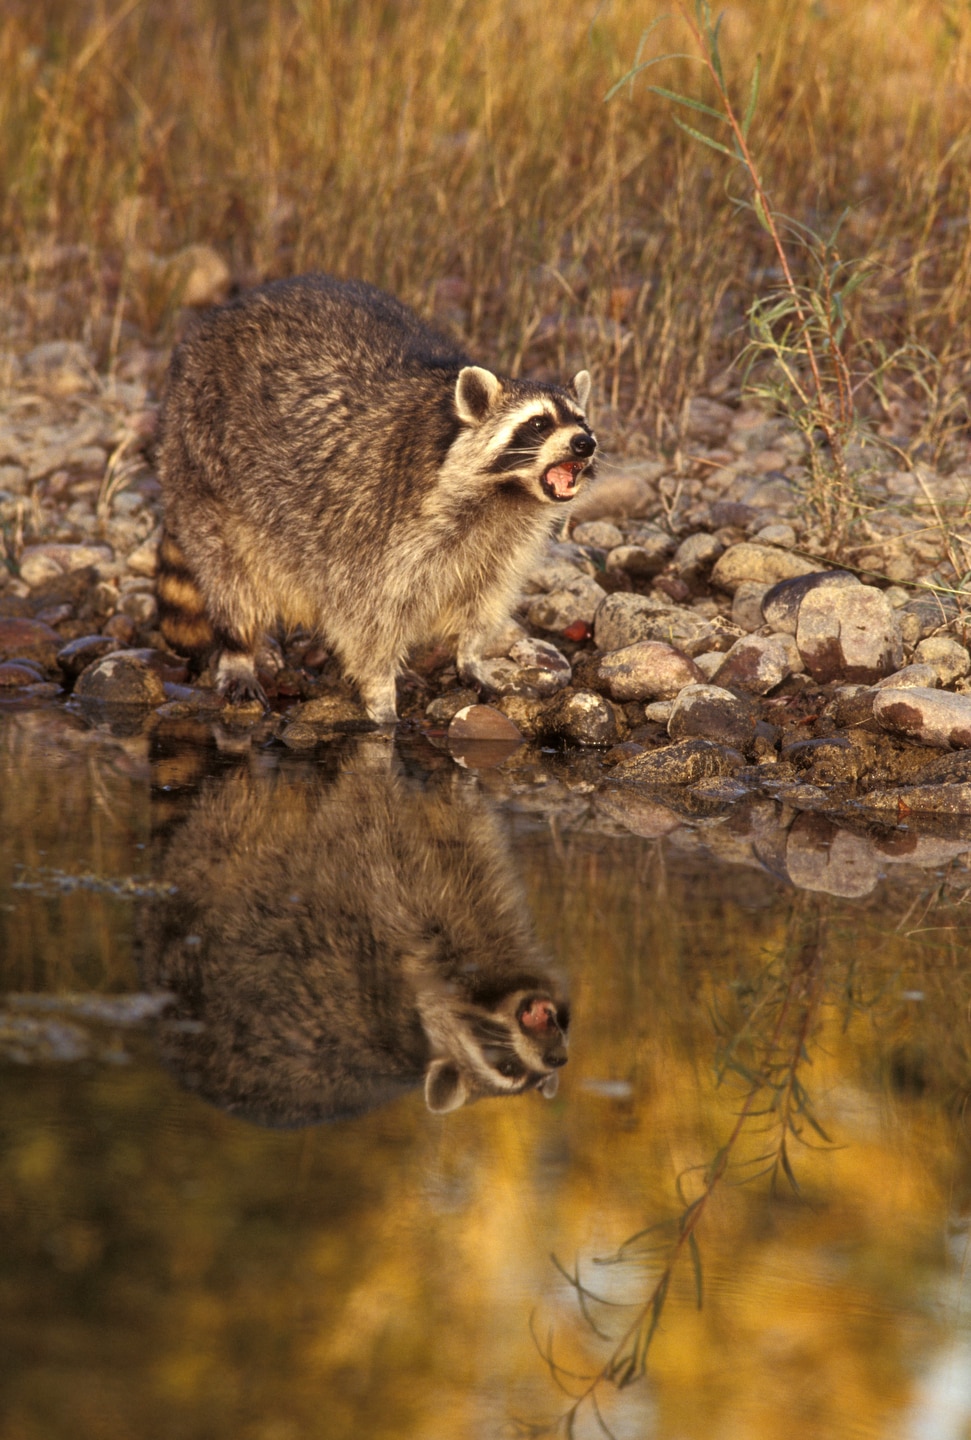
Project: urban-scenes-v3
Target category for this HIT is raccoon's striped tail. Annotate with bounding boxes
[156,528,214,662]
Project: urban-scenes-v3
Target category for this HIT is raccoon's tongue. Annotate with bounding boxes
[520,998,559,1034]
[544,462,580,498]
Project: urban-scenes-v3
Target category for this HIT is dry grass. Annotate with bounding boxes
[2,0,971,450]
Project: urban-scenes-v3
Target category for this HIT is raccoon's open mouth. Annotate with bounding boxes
[541,461,585,502]
[517,994,562,1036]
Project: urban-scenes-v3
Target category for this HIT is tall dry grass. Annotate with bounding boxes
[2,0,971,446]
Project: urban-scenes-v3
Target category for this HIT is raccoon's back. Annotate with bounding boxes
[158,275,468,527]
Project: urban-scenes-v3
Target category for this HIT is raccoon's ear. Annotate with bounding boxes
[424,1058,471,1114]
[571,370,592,412]
[455,366,502,425]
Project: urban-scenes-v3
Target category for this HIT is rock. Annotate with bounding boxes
[480,617,529,657]
[56,634,122,683]
[644,700,675,723]
[781,736,863,784]
[448,704,522,743]
[693,651,726,680]
[873,664,939,690]
[873,686,971,749]
[18,542,114,588]
[605,534,674,578]
[712,633,802,695]
[73,652,166,706]
[296,695,369,727]
[119,590,158,627]
[731,581,772,632]
[508,638,572,695]
[598,641,703,701]
[543,689,620,746]
[760,570,859,634]
[710,543,817,594]
[914,635,971,685]
[425,689,479,724]
[753,523,797,548]
[862,783,971,815]
[522,557,594,595]
[611,736,745,786]
[568,469,661,521]
[796,583,902,683]
[573,520,623,549]
[784,814,879,897]
[897,593,957,645]
[667,683,758,750]
[593,592,739,657]
[0,616,61,670]
[674,530,724,578]
[527,575,605,632]
[0,659,47,687]
[685,397,734,445]
[126,531,161,577]
[20,341,96,395]
[495,694,548,738]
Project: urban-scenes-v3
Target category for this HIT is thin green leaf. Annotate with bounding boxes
[753,190,772,232]
[647,83,729,123]
[604,50,695,102]
[743,54,761,136]
[673,116,737,159]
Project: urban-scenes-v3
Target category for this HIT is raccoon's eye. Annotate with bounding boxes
[496,1059,526,1079]
[530,414,554,435]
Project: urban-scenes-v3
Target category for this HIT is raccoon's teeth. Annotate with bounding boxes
[543,462,581,500]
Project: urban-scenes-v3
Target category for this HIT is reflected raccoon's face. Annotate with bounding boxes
[423,989,570,1114]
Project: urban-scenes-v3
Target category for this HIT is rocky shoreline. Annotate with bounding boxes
[4,337,971,833]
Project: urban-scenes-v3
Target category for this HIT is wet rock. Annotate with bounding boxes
[862,782,971,815]
[527,575,605,632]
[710,542,817,594]
[598,641,703,701]
[828,685,878,729]
[0,617,61,670]
[494,694,548,738]
[425,689,479,724]
[712,633,802,695]
[760,570,858,635]
[508,637,572,695]
[73,652,166,706]
[914,635,971,685]
[543,689,620,746]
[572,520,623,549]
[781,736,863,784]
[295,695,369,728]
[873,664,938,690]
[873,686,971,749]
[448,704,522,743]
[667,684,758,751]
[784,814,879,897]
[611,736,745,786]
[796,583,902,683]
[56,634,122,683]
[0,659,47,687]
[731,581,772,632]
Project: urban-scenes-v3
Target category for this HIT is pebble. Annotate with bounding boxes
[796,583,902,683]
[667,684,757,751]
[73,652,166,706]
[0,617,62,670]
[543,689,620,746]
[527,576,605,632]
[598,640,703,701]
[760,570,859,634]
[914,635,971,684]
[712,632,802,695]
[710,542,817,593]
[731,581,772,632]
[56,635,122,682]
[573,520,623,548]
[448,704,522,743]
[0,659,47,688]
[674,530,724,578]
[873,664,938,690]
[605,536,673,578]
[873,686,971,749]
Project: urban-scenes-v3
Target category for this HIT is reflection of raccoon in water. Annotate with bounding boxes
[140,741,568,1125]
[155,273,596,719]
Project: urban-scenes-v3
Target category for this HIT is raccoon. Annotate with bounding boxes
[139,738,569,1126]
[156,273,596,720]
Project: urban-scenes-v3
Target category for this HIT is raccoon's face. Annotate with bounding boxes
[454,365,597,504]
[423,988,570,1114]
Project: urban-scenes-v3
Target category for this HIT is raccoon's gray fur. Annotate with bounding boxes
[139,740,569,1126]
[156,273,596,719]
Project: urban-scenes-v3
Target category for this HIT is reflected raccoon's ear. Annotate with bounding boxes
[571,370,591,412]
[424,1058,471,1114]
[455,366,502,425]
[539,1071,560,1099]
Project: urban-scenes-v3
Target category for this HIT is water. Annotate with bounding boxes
[3,704,971,1440]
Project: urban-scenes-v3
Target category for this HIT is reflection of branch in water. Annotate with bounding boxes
[532,895,832,1440]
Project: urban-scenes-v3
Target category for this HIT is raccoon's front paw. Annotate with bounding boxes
[215,653,269,709]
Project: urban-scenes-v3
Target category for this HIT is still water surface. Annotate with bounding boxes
[2,705,971,1440]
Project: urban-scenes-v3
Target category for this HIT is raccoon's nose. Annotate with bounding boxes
[571,432,596,458]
